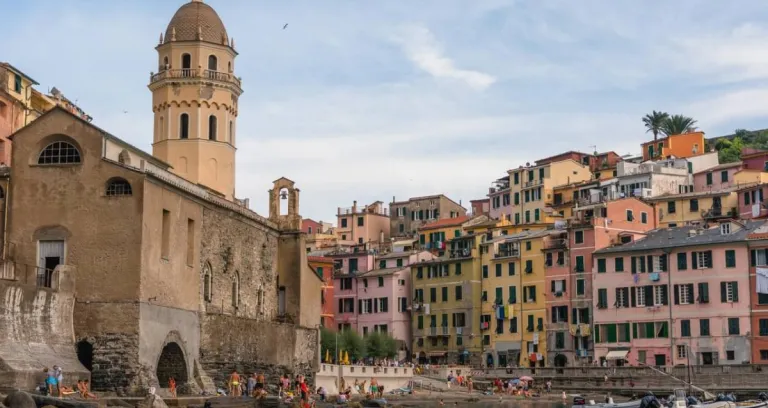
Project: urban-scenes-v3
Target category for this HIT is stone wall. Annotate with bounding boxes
[199,314,319,388]
[0,266,89,390]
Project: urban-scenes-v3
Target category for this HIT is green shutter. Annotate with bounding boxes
[632,323,638,339]
[594,325,601,343]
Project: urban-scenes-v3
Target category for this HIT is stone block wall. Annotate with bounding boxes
[0,266,89,390]
[199,314,319,388]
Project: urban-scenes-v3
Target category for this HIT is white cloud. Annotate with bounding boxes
[687,88,768,127]
[394,25,497,90]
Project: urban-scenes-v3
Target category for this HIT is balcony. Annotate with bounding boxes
[449,248,473,259]
[702,207,736,220]
[575,191,621,208]
[543,239,567,250]
[523,179,544,188]
[494,248,520,259]
[427,327,451,336]
[149,68,242,88]
[456,327,464,335]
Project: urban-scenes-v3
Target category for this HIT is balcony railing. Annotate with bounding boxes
[523,179,544,188]
[449,248,473,259]
[543,239,567,250]
[495,249,520,258]
[150,68,242,88]
[702,207,736,219]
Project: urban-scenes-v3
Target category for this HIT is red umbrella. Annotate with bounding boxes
[519,376,534,382]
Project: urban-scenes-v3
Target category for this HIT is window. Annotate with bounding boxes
[721,170,729,182]
[38,141,81,165]
[746,191,752,205]
[555,332,565,349]
[721,223,731,235]
[626,210,634,221]
[762,350,768,361]
[208,115,217,140]
[721,281,739,303]
[161,209,171,259]
[635,286,646,307]
[641,212,648,224]
[508,286,517,304]
[378,276,384,287]
[357,216,364,226]
[495,263,502,277]
[725,250,736,268]
[525,260,533,273]
[552,305,568,323]
[508,262,515,276]
[186,218,195,266]
[229,120,234,142]
[430,288,436,302]
[341,218,348,228]
[526,241,532,251]
[668,201,676,214]
[677,345,687,359]
[208,54,218,71]
[615,257,624,272]
[759,319,768,336]
[203,263,212,302]
[597,258,606,273]
[524,285,536,303]
[575,256,584,272]
[698,282,710,303]
[692,251,713,269]
[675,283,693,305]
[680,320,691,337]
[677,253,687,270]
[728,317,740,335]
[181,53,192,69]
[442,286,448,302]
[615,287,629,308]
[455,285,463,301]
[690,199,699,211]
[706,172,713,185]
[654,285,668,306]
[482,265,488,278]
[575,231,584,244]
[179,113,189,139]
[576,279,585,296]
[726,350,735,361]
[700,319,710,336]
[14,74,22,93]
[105,178,132,196]
[534,209,540,221]
[597,288,608,308]
[495,287,503,304]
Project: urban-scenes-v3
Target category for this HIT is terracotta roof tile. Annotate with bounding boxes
[307,256,334,263]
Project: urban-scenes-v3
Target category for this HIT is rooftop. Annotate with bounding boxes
[164,0,229,45]
[693,161,743,175]
[643,186,744,202]
[419,215,471,231]
[595,220,764,255]
[307,256,334,264]
[356,266,407,278]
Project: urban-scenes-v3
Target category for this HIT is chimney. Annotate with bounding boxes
[353,200,358,213]
[393,195,396,203]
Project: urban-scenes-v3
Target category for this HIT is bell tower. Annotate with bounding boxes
[149,0,242,200]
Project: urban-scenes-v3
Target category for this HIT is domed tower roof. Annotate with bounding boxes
[164,0,229,45]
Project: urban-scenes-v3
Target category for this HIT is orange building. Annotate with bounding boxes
[308,256,336,330]
[641,131,706,161]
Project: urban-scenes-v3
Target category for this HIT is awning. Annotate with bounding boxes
[393,239,417,246]
[605,350,629,360]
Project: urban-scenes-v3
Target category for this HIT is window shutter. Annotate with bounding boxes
[572,308,578,323]
[687,284,694,301]
[640,256,646,273]
[624,324,631,342]
[752,250,757,267]
[733,282,739,302]
[631,287,637,307]
[595,325,601,343]
[551,280,556,293]
[660,254,667,271]
[631,257,637,274]
[691,252,698,270]
[511,287,517,304]
[338,299,343,313]
[646,255,653,272]
[720,282,727,303]
[551,306,556,322]
[374,300,379,313]
[633,323,638,339]
[661,285,669,305]
[698,282,708,303]
[645,285,654,303]
[563,280,567,292]
[359,299,363,313]
[677,253,687,270]
[452,314,456,326]
[674,284,680,305]
[531,289,537,302]
[706,250,713,268]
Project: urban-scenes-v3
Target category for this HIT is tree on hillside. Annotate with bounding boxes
[715,137,744,163]
[642,111,669,140]
[660,114,698,136]
[734,129,749,139]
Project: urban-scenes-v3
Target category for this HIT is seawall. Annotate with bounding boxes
[0,265,89,390]
[315,364,413,395]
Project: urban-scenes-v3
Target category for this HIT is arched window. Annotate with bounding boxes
[38,141,81,165]
[232,271,240,308]
[208,115,217,140]
[227,61,232,73]
[118,150,131,166]
[181,54,191,69]
[105,178,132,196]
[179,113,189,139]
[208,55,218,71]
[203,263,212,302]
[163,56,169,69]
[229,120,233,143]
[158,116,164,140]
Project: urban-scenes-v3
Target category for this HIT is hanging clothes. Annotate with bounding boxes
[757,268,768,294]
[424,303,431,314]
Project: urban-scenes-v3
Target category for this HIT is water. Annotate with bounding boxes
[394,400,569,407]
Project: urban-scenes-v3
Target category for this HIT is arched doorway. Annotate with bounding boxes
[76,340,93,371]
[156,342,188,385]
[554,354,567,367]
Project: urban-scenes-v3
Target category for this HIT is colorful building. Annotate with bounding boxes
[641,131,706,161]
[507,157,592,227]
[747,224,768,363]
[693,162,744,191]
[411,217,484,365]
[481,229,551,368]
[740,148,768,172]
[390,194,467,238]
[336,200,390,249]
[470,198,490,216]
[309,256,336,330]
[331,251,374,331]
[646,189,740,228]
[488,175,511,220]
[418,215,471,256]
[592,221,761,366]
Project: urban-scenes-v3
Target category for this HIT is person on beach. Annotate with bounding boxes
[53,365,63,397]
[256,372,265,391]
[169,377,177,398]
[467,377,473,394]
[44,368,57,396]
[229,370,241,396]
[78,380,97,399]
[299,376,309,402]
[247,373,256,397]
[546,379,552,393]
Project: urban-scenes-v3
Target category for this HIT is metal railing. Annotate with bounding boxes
[495,248,520,258]
[150,68,242,87]
[524,179,544,188]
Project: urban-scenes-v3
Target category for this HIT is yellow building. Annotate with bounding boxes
[648,189,740,228]
[507,159,592,227]
[480,229,550,367]
[418,215,470,256]
[411,216,486,365]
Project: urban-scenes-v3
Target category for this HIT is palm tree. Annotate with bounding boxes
[660,114,697,136]
[642,111,669,140]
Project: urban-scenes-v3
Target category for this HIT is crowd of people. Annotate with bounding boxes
[222,370,314,405]
[41,366,97,399]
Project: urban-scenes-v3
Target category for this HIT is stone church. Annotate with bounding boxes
[0,0,321,395]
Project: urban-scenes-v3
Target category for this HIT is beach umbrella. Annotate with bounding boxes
[344,351,350,365]
[339,350,343,364]
[519,376,534,382]
[325,349,330,363]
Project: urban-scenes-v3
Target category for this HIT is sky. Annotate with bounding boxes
[5,0,768,223]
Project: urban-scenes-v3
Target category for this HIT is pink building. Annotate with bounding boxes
[592,221,761,366]
[331,251,374,331]
[738,182,768,220]
[302,218,323,235]
[693,162,743,191]
[741,148,768,171]
[337,200,390,249]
